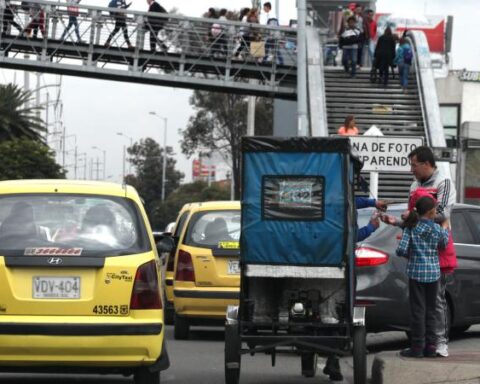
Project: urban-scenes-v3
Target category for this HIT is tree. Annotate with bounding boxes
[125,138,184,228]
[180,91,273,198]
[154,181,230,230]
[0,138,66,180]
[0,84,45,141]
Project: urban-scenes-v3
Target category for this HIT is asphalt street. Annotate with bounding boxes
[0,325,478,383]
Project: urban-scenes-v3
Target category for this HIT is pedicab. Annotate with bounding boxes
[224,136,367,384]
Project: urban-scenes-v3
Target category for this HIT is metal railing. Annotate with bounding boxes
[0,0,298,98]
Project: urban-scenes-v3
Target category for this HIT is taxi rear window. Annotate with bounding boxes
[0,194,150,256]
[184,210,240,250]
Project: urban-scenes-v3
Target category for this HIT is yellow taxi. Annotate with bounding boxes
[164,201,241,340]
[0,180,169,383]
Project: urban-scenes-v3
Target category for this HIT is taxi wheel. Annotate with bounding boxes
[134,367,160,384]
[163,293,174,325]
[164,306,175,325]
[174,313,190,340]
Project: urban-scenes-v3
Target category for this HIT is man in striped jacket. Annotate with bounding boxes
[384,145,456,357]
[408,146,456,357]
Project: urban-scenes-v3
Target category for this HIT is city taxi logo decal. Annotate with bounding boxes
[105,270,133,284]
[24,247,83,256]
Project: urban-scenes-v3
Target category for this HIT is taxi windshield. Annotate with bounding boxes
[184,210,241,249]
[0,194,150,256]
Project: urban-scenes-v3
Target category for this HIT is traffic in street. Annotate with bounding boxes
[0,325,478,383]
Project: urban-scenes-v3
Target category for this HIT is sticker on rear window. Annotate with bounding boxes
[24,247,83,256]
[218,241,239,249]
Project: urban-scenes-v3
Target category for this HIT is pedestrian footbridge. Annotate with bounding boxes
[0,0,297,99]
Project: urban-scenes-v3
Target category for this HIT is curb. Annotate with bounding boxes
[371,351,480,384]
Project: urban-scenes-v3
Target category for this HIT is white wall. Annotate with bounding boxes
[461,82,480,123]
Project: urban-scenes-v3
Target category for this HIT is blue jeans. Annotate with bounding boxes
[263,38,284,65]
[61,16,81,41]
[342,47,357,76]
[399,64,410,88]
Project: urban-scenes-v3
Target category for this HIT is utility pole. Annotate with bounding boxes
[74,146,78,179]
[89,158,93,180]
[122,145,126,182]
[95,158,100,180]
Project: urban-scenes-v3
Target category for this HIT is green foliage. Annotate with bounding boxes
[153,181,230,230]
[181,91,273,199]
[0,138,66,180]
[0,84,45,141]
[125,137,184,228]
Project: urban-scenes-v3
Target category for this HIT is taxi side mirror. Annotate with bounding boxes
[157,236,175,254]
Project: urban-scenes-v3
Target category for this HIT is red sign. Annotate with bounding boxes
[192,159,216,179]
[375,13,446,53]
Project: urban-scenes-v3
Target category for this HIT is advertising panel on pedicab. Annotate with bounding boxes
[241,137,358,267]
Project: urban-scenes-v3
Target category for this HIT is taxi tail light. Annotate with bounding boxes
[130,260,162,310]
[355,247,389,267]
[175,250,195,282]
[166,249,175,272]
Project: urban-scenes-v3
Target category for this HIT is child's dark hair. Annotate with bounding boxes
[404,196,436,228]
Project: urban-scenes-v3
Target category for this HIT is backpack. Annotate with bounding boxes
[108,0,118,8]
[403,46,413,65]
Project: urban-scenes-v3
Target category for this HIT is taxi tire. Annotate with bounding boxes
[134,367,160,384]
[164,306,175,325]
[225,323,241,384]
[174,313,190,340]
[163,292,174,325]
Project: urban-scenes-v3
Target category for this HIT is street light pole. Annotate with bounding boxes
[117,132,134,179]
[149,112,168,201]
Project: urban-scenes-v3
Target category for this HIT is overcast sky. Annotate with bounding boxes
[1,0,478,184]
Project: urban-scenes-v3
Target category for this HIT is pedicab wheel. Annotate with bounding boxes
[225,323,241,384]
[174,313,190,340]
[301,352,317,378]
[353,325,367,384]
[133,367,160,384]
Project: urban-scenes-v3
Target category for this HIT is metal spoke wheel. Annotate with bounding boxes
[301,352,318,378]
[225,323,241,384]
[353,325,367,384]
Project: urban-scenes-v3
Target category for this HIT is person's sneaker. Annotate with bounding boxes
[436,344,449,357]
[323,356,343,381]
[424,345,437,358]
[400,347,424,358]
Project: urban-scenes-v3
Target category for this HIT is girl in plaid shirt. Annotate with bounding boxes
[396,196,449,358]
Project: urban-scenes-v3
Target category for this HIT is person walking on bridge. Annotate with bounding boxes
[146,0,167,52]
[2,1,22,36]
[24,3,45,39]
[105,0,133,49]
[60,0,82,43]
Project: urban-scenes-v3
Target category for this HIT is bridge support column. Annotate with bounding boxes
[274,99,297,136]
[296,0,309,137]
